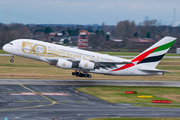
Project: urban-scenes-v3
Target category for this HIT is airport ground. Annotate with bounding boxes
[1,80,180,120]
[0,53,180,119]
[77,86,180,108]
[88,118,180,120]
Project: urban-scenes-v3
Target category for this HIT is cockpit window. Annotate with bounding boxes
[9,43,13,45]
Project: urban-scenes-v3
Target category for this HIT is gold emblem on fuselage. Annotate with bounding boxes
[84,63,88,67]
[22,41,47,55]
[62,62,66,67]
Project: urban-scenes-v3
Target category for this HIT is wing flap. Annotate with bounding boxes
[138,67,172,73]
[90,60,132,69]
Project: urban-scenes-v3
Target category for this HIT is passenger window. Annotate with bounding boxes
[9,43,13,45]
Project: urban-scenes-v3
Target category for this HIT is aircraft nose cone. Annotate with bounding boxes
[2,44,8,52]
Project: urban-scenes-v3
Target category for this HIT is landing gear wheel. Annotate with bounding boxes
[76,72,79,77]
[72,72,75,76]
[10,59,14,63]
[79,73,84,77]
[87,74,92,78]
[84,74,87,78]
[72,70,92,78]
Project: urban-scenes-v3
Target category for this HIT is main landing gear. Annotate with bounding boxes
[10,55,14,63]
[72,70,92,78]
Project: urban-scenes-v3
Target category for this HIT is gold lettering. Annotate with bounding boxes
[95,57,99,61]
[32,44,47,55]
[83,56,88,60]
[62,62,66,67]
[66,52,69,56]
[21,41,33,54]
[63,51,65,54]
[84,63,88,67]
[69,53,72,57]
[48,48,51,52]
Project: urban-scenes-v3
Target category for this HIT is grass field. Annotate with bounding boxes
[0,50,8,54]
[77,86,180,108]
[88,118,180,120]
[0,56,180,80]
[0,49,180,56]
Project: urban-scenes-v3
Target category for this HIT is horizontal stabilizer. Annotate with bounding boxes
[138,67,172,73]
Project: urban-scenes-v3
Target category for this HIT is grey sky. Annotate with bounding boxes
[0,0,179,25]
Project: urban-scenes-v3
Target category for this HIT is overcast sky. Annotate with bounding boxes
[0,0,179,25]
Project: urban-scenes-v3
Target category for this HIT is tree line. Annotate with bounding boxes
[0,20,180,51]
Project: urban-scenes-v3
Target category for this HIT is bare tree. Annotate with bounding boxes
[115,20,135,38]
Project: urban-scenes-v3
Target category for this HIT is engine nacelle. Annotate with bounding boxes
[79,60,95,70]
[57,59,72,69]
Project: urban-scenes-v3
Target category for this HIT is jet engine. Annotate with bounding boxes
[79,60,95,70]
[57,59,72,69]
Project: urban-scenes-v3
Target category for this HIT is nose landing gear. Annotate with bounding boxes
[72,70,92,78]
[10,55,14,63]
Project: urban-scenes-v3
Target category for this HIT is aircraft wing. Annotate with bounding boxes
[89,60,132,69]
[138,67,172,73]
[45,58,58,64]
[45,58,132,70]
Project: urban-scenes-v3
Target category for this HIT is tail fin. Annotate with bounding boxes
[131,36,176,68]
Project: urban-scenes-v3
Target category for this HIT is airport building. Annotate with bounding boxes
[78,30,89,49]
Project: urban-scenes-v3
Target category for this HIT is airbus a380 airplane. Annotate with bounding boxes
[3,36,176,78]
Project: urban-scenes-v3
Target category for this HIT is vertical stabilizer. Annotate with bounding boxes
[131,36,176,68]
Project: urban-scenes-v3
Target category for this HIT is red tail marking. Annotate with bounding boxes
[131,47,158,63]
[112,47,158,72]
[112,63,134,71]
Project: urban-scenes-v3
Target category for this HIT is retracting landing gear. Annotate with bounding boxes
[72,70,92,78]
[10,55,14,63]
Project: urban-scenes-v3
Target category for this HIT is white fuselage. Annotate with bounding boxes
[3,39,163,76]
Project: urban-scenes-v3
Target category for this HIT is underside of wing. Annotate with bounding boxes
[89,60,132,70]
[45,58,58,65]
